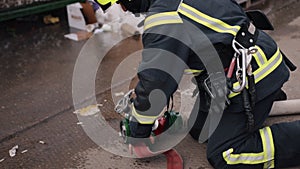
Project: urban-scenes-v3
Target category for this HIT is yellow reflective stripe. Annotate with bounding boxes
[253,46,267,67]
[184,69,204,74]
[144,12,183,31]
[258,46,268,64]
[96,0,117,5]
[223,148,265,164]
[261,127,275,168]
[131,105,160,124]
[229,48,282,98]
[178,3,240,36]
[269,128,275,168]
[254,48,281,83]
[223,127,275,168]
[229,88,241,98]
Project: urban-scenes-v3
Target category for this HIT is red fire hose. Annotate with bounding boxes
[133,144,183,169]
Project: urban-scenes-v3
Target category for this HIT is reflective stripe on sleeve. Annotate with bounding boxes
[144,12,183,31]
[229,48,282,98]
[131,105,161,124]
[178,3,240,36]
[222,127,275,168]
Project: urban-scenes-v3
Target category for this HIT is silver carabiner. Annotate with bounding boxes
[232,38,244,55]
[232,49,247,93]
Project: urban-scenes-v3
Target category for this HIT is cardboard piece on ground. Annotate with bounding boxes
[67,3,85,30]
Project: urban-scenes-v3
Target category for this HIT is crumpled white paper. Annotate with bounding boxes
[9,145,18,157]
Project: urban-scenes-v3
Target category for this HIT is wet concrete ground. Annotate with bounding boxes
[0,2,300,169]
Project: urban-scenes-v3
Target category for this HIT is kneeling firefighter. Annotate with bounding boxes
[96,0,300,168]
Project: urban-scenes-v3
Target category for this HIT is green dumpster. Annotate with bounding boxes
[0,0,85,22]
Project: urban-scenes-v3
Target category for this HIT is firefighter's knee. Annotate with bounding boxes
[207,151,228,169]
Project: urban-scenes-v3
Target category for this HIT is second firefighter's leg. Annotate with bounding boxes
[271,121,300,168]
[206,90,294,169]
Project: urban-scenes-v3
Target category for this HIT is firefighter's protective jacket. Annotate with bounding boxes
[132,0,290,124]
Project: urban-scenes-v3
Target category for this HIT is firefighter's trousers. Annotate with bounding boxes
[190,90,300,169]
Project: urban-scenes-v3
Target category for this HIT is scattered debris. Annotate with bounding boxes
[9,145,18,157]
[43,15,60,24]
[85,23,99,32]
[73,105,100,116]
[64,2,143,41]
[64,33,78,41]
[0,158,5,163]
[64,31,93,41]
[114,92,125,97]
[67,3,87,30]
[39,141,46,145]
[101,24,112,32]
[21,150,28,154]
[94,28,104,34]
